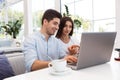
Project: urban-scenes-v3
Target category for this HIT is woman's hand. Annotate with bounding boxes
[68,45,80,55]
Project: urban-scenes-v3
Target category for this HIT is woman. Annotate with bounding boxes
[56,17,80,55]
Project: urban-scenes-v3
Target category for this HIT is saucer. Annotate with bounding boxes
[49,67,72,76]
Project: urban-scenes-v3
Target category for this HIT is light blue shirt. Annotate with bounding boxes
[23,31,66,72]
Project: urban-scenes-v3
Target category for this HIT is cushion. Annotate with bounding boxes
[0,51,4,55]
[0,51,15,80]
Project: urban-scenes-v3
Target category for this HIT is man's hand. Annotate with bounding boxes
[64,55,77,63]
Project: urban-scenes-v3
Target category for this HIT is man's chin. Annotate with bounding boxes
[49,33,55,35]
[48,31,56,36]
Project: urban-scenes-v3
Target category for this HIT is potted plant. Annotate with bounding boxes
[63,5,81,28]
[1,20,22,39]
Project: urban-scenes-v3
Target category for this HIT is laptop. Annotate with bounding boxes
[68,32,116,70]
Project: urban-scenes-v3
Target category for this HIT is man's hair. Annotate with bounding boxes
[41,9,62,25]
[56,17,74,38]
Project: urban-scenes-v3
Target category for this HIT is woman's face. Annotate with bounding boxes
[62,21,72,36]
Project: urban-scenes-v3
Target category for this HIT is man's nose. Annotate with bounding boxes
[56,25,59,30]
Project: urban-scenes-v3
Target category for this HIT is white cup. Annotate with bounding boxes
[48,59,67,72]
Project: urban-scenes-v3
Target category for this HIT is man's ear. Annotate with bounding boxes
[43,19,48,24]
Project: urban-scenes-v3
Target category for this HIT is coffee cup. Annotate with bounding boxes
[48,59,67,72]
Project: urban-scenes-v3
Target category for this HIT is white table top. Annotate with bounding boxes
[4,60,120,80]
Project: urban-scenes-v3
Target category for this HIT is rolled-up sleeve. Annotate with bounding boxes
[23,37,38,72]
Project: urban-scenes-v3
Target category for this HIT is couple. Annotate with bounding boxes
[23,9,80,72]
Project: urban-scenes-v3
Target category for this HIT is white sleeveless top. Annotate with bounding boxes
[58,36,80,54]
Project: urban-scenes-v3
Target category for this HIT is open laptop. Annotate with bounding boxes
[68,32,116,70]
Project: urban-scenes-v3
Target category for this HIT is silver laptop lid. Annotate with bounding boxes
[76,32,116,70]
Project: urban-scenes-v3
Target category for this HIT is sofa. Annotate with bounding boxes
[5,52,26,75]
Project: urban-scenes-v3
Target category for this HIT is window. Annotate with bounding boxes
[0,0,24,39]
[61,0,115,32]
[32,0,55,31]
[93,0,115,32]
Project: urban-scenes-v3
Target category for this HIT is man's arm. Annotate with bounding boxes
[31,55,77,71]
[31,60,50,71]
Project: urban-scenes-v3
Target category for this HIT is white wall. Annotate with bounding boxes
[115,0,120,48]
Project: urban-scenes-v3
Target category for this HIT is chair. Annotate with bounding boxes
[114,48,120,61]
[5,52,26,75]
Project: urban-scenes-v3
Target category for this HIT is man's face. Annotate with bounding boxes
[45,18,60,35]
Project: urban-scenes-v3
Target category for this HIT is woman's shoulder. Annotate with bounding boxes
[70,36,80,44]
[70,36,78,41]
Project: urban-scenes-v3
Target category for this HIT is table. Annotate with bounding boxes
[4,60,120,80]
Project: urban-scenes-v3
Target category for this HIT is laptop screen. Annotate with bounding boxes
[69,32,116,70]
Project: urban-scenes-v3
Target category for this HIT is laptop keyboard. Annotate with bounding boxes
[67,62,77,66]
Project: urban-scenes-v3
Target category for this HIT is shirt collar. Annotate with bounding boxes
[37,31,53,41]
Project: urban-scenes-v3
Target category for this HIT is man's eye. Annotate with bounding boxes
[53,22,58,25]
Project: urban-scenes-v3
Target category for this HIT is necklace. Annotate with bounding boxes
[60,36,70,43]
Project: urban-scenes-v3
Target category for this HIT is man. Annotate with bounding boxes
[23,9,77,72]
